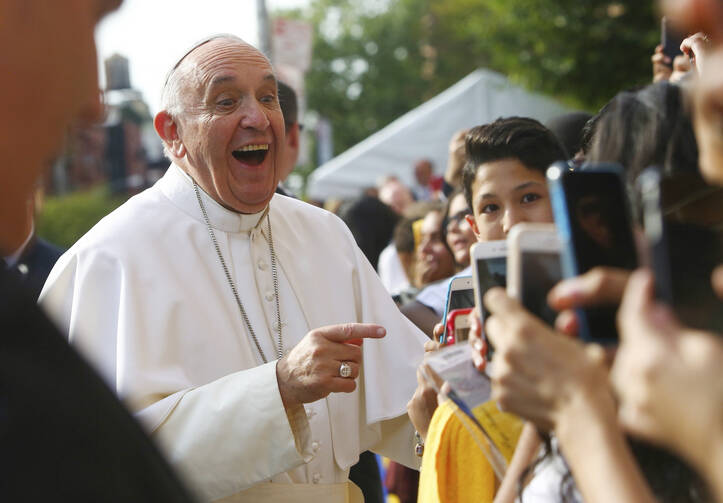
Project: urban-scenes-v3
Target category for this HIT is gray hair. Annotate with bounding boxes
[159,34,254,158]
[160,33,250,118]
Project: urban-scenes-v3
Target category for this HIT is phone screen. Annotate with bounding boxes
[520,251,561,326]
[565,172,638,272]
[475,256,506,355]
[562,169,638,342]
[448,288,475,313]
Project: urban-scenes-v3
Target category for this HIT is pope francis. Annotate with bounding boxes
[40,35,428,502]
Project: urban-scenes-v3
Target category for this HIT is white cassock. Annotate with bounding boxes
[40,164,428,503]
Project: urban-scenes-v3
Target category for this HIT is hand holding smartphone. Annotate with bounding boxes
[470,240,507,355]
[506,223,562,327]
[440,276,475,344]
[547,162,638,344]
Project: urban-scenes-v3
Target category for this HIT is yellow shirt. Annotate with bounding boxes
[418,400,496,503]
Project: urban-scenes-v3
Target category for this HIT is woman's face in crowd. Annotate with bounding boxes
[466,157,554,241]
[445,193,476,266]
[417,210,456,285]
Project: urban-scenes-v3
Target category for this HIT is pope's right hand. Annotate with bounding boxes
[276,323,386,409]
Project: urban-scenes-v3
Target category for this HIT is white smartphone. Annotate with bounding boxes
[507,223,562,327]
[470,240,507,327]
[441,276,475,343]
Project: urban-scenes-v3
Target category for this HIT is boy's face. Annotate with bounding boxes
[465,157,553,241]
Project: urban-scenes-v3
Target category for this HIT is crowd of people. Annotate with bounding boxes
[1,0,722,502]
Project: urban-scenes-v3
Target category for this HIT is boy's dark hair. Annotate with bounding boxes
[462,117,566,210]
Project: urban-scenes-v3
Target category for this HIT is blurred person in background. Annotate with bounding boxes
[442,189,476,270]
[399,203,458,336]
[276,80,301,197]
[378,177,416,295]
[338,196,399,274]
[415,205,457,288]
[412,159,435,201]
[0,0,195,500]
[441,129,469,198]
[5,189,64,300]
[545,112,593,161]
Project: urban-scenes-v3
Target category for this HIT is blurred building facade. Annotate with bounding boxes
[50,53,164,196]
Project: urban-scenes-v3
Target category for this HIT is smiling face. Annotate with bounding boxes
[417,210,456,285]
[445,193,475,266]
[157,38,285,213]
[466,158,553,241]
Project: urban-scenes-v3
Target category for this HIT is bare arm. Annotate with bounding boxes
[400,300,439,339]
[493,423,542,503]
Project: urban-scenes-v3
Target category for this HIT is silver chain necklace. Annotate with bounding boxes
[193,180,283,363]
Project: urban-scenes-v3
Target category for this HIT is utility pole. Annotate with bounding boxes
[257,0,272,59]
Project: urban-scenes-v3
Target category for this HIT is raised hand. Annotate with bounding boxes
[276,323,386,409]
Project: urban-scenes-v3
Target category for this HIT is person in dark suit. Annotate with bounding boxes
[4,194,64,300]
[275,80,302,198]
[0,0,194,500]
[10,236,63,300]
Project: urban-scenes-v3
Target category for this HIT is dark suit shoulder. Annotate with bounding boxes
[0,269,195,502]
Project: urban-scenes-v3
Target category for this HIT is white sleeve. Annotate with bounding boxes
[40,249,312,501]
[153,362,312,500]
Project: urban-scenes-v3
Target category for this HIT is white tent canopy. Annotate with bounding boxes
[307,69,573,200]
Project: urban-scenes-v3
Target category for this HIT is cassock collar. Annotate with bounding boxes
[158,163,267,233]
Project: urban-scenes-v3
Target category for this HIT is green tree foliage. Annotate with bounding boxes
[432,0,659,110]
[37,187,128,249]
[292,0,659,156]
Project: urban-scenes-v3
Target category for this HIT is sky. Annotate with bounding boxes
[96,0,308,115]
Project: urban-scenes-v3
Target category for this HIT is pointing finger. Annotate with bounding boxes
[315,323,387,343]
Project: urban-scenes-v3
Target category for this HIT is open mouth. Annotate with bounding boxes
[232,144,269,166]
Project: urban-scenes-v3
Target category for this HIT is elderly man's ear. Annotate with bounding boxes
[154,111,186,158]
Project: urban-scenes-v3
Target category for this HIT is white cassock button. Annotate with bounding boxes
[17,264,29,275]
[258,259,268,271]
[312,473,322,484]
[264,290,275,301]
[312,441,320,453]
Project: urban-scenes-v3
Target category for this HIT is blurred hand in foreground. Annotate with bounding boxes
[612,269,723,479]
[681,32,713,75]
[652,44,673,82]
[483,288,615,432]
[693,48,723,185]
[547,266,631,337]
[407,340,442,440]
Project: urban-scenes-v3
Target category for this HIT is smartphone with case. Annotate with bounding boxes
[444,308,473,345]
[637,167,723,331]
[440,276,475,344]
[469,240,507,354]
[546,161,638,344]
[507,223,562,327]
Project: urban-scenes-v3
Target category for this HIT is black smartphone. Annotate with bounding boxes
[547,161,638,344]
[637,167,674,304]
[662,17,684,64]
[637,166,723,332]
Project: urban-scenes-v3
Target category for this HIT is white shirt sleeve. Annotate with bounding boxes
[39,248,312,501]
